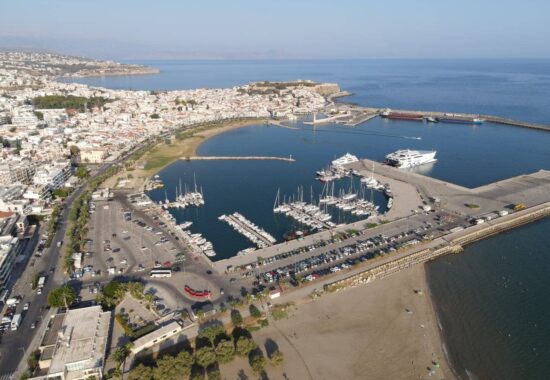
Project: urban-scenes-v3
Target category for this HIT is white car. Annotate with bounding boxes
[23,302,30,311]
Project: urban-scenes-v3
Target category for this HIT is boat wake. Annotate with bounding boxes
[304,126,422,140]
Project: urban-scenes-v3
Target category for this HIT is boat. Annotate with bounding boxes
[178,221,193,229]
[425,116,438,123]
[436,116,484,124]
[385,149,437,168]
[381,109,423,121]
[331,153,359,167]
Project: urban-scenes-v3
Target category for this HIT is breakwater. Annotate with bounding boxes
[361,107,550,132]
[324,202,550,292]
[183,155,296,162]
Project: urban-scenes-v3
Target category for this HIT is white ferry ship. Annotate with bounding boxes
[331,153,359,167]
[384,149,437,168]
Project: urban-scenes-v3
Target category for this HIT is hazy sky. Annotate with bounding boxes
[1,0,549,59]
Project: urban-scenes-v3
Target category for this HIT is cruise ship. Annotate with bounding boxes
[331,153,359,167]
[385,149,437,168]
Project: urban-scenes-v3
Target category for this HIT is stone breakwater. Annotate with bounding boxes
[324,202,550,293]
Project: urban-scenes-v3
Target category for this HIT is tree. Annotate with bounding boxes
[270,350,284,366]
[175,350,194,368]
[197,322,225,344]
[75,166,89,179]
[236,336,256,357]
[249,350,266,374]
[47,285,76,308]
[128,364,153,380]
[189,367,205,380]
[153,355,189,380]
[27,350,41,372]
[52,188,70,198]
[214,339,235,364]
[112,346,129,365]
[195,346,216,368]
[230,309,243,326]
[249,304,262,318]
[206,365,221,380]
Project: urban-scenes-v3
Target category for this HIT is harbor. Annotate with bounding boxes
[325,106,550,131]
[213,158,550,273]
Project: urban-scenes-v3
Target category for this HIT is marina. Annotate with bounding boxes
[66,59,550,380]
[218,212,277,248]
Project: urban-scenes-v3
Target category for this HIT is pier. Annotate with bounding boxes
[184,155,296,162]
[344,112,378,127]
[219,212,276,248]
[303,112,352,125]
[369,107,550,132]
[214,159,550,274]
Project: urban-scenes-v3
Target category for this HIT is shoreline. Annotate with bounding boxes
[235,264,455,379]
[105,118,269,189]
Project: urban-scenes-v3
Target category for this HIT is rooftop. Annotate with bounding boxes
[47,305,111,377]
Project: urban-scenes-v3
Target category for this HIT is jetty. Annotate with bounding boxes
[374,107,550,132]
[184,155,295,162]
[344,112,378,127]
[214,159,550,274]
[303,112,352,125]
[219,212,276,248]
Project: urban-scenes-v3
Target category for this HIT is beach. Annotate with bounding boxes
[219,264,454,379]
[103,118,268,189]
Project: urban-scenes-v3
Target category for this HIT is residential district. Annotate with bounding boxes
[0,51,336,379]
[1,51,550,380]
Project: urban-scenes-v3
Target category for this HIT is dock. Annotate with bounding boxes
[344,112,379,127]
[213,159,550,274]
[184,155,295,162]
[374,108,550,132]
[219,212,276,248]
[303,112,352,125]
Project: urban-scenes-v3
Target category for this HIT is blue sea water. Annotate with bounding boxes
[72,59,550,379]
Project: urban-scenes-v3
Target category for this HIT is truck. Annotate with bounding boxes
[11,314,21,330]
[37,276,46,290]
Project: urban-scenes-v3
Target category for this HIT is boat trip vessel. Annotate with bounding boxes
[385,149,437,168]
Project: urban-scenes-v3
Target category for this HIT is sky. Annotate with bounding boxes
[1,0,549,60]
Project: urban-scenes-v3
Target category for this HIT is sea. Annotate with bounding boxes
[71,59,550,379]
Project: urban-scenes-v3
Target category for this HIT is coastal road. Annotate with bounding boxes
[0,139,155,376]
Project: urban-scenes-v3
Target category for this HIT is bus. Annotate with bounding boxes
[150,269,172,278]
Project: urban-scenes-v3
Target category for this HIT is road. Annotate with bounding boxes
[0,140,156,376]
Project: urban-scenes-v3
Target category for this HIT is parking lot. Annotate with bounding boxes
[234,210,464,291]
[81,198,185,280]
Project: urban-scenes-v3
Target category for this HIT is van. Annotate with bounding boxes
[11,314,21,330]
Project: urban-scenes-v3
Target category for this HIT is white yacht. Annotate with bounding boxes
[385,149,437,168]
[331,153,359,167]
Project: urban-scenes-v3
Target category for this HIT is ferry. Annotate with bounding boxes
[331,153,359,167]
[385,149,437,168]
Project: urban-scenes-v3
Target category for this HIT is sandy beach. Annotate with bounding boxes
[220,264,454,380]
[103,118,268,189]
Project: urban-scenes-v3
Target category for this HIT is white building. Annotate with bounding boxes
[0,160,36,185]
[33,160,72,189]
[80,148,108,164]
[32,305,111,380]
